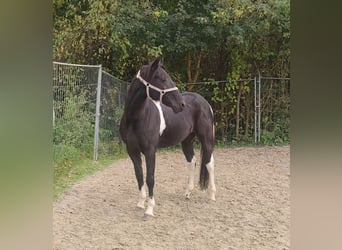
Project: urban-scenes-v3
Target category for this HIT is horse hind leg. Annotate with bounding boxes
[199,144,216,201]
[181,136,196,199]
[206,153,216,201]
[198,130,216,201]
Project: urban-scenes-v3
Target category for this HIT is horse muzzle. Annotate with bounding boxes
[172,100,185,113]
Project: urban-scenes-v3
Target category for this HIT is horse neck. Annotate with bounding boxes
[124,79,147,121]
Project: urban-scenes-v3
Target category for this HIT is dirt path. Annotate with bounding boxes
[53,146,290,250]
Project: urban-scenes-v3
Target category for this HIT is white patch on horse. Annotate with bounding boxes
[145,197,155,216]
[152,100,166,135]
[209,104,214,116]
[209,104,215,137]
[206,154,216,201]
[137,184,146,209]
[185,156,196,199]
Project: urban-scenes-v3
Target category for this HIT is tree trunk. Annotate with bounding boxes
[186,51,203,91]
[193,51,202,83]
[186,52,192,85]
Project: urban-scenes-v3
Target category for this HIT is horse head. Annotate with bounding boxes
[137,58,185,113]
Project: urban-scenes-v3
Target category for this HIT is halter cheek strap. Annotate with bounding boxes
[136,70,179,103]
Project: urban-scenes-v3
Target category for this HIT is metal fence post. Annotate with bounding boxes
[254,73,262,143]
[93,65,102,161]
[254,76,257,143]
[258,73,261,143]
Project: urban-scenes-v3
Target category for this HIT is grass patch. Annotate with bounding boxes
[53,144,126,200]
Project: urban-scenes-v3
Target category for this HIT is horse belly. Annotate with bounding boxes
[158,120,192,148]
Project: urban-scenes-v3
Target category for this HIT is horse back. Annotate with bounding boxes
[182,92,214,122]
[158,92,214,147]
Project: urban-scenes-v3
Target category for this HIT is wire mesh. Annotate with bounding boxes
[53,61,290,162]
[98,71,127,156]
[53,62,128,159]
[53,62,99,155]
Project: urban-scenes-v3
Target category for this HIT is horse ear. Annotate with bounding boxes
[151,57,163,71]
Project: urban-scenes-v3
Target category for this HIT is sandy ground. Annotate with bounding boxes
[53,146,290,250]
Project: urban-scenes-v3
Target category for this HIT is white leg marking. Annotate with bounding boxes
[206,154,216,200]
[152,100,166,135]
[145,197,155,216]
[137,184,146,209]
[185,156,196,199]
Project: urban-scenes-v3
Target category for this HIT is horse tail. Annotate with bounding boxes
[199,102,215,190]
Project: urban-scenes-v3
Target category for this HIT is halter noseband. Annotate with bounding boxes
[136,70,179,103]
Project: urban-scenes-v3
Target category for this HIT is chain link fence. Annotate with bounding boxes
[53,61,290,161]
[53,62,127,161]
[182,75,290,145]
[97,71,127,157]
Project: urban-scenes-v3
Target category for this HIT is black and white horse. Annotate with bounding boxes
[119,58,216,217]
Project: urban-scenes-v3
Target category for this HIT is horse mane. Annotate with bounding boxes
[123,60,164,123]
[123,65,152,124]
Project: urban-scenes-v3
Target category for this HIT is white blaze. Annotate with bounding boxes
[152,100,166,135]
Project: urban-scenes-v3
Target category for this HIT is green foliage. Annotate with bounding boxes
[53,90,94,154]
[52,0,290,200]
[113,106,124,124]
[52,85,128,199]
[53,0,289,79]
[261,108,290,145]
[53,87,95,191]
[53,144,83,169]
[261,123,289,145]
[53,0,290,145]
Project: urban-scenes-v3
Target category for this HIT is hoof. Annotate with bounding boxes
[142,213,154,221]
[135,205,145,210]
[209,196,216,201]
[185,192,191,200]
[208,190,216,201]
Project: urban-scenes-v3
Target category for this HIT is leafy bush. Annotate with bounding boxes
[53,87,95,184]
[53,144,83,169]
[261,118,290,145]
[53,90,94,155]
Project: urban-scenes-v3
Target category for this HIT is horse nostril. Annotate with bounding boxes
[181,102,185,108]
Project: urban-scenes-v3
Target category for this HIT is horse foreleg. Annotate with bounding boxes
[144,150,156,216]
[137,184,146,209]
[127,149,145,209]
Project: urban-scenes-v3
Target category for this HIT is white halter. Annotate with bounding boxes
[136,70,179,102]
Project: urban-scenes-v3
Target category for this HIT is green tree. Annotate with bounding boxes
[53,0,290,144]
